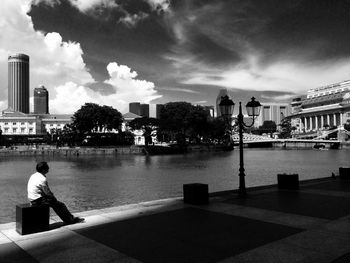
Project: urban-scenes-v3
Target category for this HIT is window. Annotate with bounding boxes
[50,124,53,126]
[4,128,9,133]
[4,122,8,125]
[13,128,17,133]
[29,128,33,133]
[21,122,25,125]
[13,122,16,125]
[346,112,350,117]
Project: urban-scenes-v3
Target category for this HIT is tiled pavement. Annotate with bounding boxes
[1,178,350,262]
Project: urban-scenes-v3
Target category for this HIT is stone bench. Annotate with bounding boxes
[183,183,209,205]
[339,167,350,180]
[16,204,50,235]
[277,173,299,190]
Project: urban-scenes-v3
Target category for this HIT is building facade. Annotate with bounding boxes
[129,102,141,116]
[34,85,49,114]
[8,54,30,113]
[140,104,150,117]
[290,80,350,133]
[0,112,72,135]
[255,103,291,127]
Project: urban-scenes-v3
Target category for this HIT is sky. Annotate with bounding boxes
[1,0,350,114]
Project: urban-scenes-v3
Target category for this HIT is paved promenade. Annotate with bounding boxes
[1,177,350,263]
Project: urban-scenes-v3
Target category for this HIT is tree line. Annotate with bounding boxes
[57,102,229,146]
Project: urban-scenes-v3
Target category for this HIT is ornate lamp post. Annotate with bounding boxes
[219,96,262,197]
[219,95,235,145]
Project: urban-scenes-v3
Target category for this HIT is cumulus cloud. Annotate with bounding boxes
[0,0,161,114]
[50,63,162,113]
[105,63,162,108]
[0,0,92,108]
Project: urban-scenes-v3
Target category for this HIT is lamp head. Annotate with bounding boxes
[245,97,262,117]
[219,95,235,117]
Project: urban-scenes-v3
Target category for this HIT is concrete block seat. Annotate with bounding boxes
[16,203,50,235]
[183,183,209,205]
[339,167,350,179]
[277,173,299,190]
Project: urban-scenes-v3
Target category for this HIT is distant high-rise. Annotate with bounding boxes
[8,53,30,113]
[156,104,164,119]
[140,104,149,117]
[216,89,229,117]
[34,85,49,114]
[129,102,141,115]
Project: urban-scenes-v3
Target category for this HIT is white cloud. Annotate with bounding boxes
[105,62,162,111]
[0,0,161,114]
[146,0,171,13]
[68,0,118,12]
[118,12,149,27]
[50,62,162,114]
[0,0,94,107]
[179,52,350,95]
[161,87,199,94]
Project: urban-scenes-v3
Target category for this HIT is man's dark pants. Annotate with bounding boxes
[31,196,74,223]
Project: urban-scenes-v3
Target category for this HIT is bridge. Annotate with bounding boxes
[231,126,350,149]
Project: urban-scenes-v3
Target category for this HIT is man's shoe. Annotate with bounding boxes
[73,217,85,224]
[66,217,85,225]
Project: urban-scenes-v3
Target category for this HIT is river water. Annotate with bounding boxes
[1,148,350,223]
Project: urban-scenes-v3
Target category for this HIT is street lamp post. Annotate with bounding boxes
[219,96,262,197]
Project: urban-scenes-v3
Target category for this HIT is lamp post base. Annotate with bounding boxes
[238,188,247,198]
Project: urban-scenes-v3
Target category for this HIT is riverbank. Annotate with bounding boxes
[0,145,144,156]
[2,176,350,263]
[0,144,234,157]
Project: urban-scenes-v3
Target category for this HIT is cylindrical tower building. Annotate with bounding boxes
[8,53,30,113]
[34,85,49,114]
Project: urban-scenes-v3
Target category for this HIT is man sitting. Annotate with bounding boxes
[28,161,84,224]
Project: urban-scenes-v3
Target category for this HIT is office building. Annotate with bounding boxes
[255,103,291,127]
[156,104,164,119]
[129,102,141,116]
[34,85,49,114]
[8,53,30,113]
[140,104,150,117]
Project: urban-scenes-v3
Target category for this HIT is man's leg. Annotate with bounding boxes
[32,196,75,223]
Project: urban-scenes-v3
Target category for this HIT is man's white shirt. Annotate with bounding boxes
[27,172,53,201]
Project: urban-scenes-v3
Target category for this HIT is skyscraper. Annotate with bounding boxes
[34,85,49,114]
[8,53,30,113]
[140,104,149,117]
[129,102,141,115]
[156,104,164,119]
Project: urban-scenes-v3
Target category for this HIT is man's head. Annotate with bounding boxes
[36,162,49,175]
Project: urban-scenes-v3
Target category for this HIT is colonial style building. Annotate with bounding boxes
[290,80,350,133]
[0,111,72,135]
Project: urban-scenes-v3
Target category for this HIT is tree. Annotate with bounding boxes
[279,118,292,138]
[187,105,212,143]
[208,117,227,144]
[258,120,277,135]
[72,103,123,134]
[128,117,159,146]
[158,102,211,145]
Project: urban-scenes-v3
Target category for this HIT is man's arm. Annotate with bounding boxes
[40,179,55,198]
